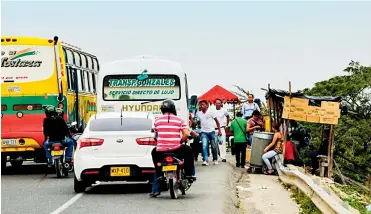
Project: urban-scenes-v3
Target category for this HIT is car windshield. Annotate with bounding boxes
[89,117,152,132]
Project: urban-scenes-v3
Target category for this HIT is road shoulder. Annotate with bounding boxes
[226,155,300,214]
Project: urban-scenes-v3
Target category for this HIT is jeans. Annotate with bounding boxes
[249,135,253,146]
[44,138,74,163]
[215,128,227,160]
[200,131,217,161]
[262,150,277,170]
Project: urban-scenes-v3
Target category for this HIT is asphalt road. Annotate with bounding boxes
[1,160,238,214]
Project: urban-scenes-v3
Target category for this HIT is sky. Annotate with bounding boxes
[2,1,371,101]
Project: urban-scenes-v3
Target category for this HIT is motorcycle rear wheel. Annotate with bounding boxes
[169,178,178,199]
[55,159,63,178]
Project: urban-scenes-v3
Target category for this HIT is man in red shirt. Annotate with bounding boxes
[151,99,195,182]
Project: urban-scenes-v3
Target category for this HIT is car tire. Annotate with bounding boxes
[74,175,86,193]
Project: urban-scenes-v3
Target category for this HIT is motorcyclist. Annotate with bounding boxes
[43,107,74,166]
[149,99,196,198]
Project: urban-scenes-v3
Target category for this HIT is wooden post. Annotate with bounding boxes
[233,102,236,119]
[327,125,335,178]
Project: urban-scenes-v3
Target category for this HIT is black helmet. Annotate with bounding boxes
[44,105,56,118]
[160,99,177,115]
[55,108,64,118]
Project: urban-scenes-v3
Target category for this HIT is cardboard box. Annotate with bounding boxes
[320,116,339,125]
[289,112,307,122]
[291,97,309,106]
[290,104,308,115]
[306,115,320,123]
[282,110,289,119]
[320,108,341,118]
[284,96,291,105]
[307,106,321,117]
[321,101,340,109]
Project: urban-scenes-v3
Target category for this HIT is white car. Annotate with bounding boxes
[73,111,157,193]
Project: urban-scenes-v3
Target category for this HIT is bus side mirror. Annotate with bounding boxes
[190,95,198,107]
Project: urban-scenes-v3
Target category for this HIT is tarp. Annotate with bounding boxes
[198,85,241,104]
[263,88,342,105]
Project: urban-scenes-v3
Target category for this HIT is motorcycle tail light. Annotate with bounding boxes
[53,145,61,151]
[165,156,174,163]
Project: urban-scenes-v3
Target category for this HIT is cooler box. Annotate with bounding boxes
[249,132,274,167]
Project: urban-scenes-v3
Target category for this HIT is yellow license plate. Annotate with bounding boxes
[110,167,130,177]
[51,150,63,156]
[162,165,177,172]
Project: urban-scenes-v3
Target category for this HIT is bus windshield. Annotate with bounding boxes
[102,74,181,101]
[1,45,55,83]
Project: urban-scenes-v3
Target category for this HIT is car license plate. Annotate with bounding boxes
[162,165,177,172]
[51,150,63,156]
[110,167,130,176]
[2,139,17,146]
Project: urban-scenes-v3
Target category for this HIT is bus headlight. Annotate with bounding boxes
[16,112,23,118]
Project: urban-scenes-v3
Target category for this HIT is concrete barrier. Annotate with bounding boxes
[274,159,359,214]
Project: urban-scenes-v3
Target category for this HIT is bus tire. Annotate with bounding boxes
[10,160,23,168]
[2,154,7,169]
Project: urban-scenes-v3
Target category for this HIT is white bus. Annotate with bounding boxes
[96,56,190,124]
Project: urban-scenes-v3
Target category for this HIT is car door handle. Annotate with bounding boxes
[116,139,123,143]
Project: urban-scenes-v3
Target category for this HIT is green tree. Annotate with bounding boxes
[301,61,371,182]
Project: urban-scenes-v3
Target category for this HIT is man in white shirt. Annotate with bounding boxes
[198,100,222,166]
[214,99,230,162]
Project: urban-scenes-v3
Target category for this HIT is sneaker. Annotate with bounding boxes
[202,161,209,166]
[186,175,197,182]
[214,161,219,165]
[47,160,53,167]
[149,192,161,198]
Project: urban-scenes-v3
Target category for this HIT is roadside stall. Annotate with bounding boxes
[197,85,241,150]
[261,83,342,178]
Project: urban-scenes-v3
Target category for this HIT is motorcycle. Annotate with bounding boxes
[48,121,79,177]
[159,152,193,199]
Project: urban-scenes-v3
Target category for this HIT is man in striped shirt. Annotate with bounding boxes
[151,100,195,182]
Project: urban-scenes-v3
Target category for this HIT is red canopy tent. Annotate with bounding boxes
[198,85,241,104]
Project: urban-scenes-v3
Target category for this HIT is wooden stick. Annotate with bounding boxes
[333,160,346,184]
[327,125,335,178]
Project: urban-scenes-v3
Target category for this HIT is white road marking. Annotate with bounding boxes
[49,182,101,214]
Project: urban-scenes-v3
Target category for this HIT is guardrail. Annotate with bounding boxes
[274,159,359,214]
